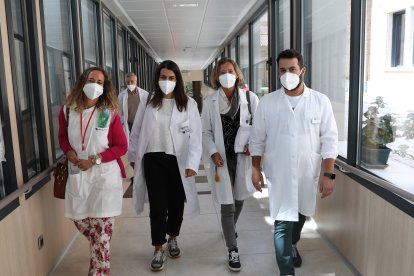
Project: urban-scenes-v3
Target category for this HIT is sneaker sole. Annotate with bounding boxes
[228,265,241,272]
[168,251,181,258]
[150,263,165,271]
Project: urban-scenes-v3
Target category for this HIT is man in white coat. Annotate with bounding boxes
[250,49,338,276]
[118,72,149,141]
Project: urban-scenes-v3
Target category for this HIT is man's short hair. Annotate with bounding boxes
[125,72,137,79]
[276,49,304,68]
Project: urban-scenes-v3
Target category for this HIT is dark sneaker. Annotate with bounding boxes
[292,245,302,267]
[228,249,241,271]
[150,250,166,271]
[167,239,181,258]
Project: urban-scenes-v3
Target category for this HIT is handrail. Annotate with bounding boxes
[0,160,58,210]
[336,159,414,203]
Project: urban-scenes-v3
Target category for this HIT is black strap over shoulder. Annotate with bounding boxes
[65,106,70,127]
[245,90,252,125]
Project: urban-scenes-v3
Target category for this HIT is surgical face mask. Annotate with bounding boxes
[280,72,301,91]
[83,83,104,100]
[219,73,237,88]
[159,80,176,95]
[127,84,137,91]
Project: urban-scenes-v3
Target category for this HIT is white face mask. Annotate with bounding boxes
[280,72,301,91]
[159,80,176,95]
[219,73,237,88]
[127,84,137,91]
[83,83,104,100]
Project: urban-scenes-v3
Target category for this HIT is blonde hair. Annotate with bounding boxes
[65,67,119,113]
[210,57,245,89]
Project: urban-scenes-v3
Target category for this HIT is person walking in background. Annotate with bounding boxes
[201,57,259,272]
[118,72,149,140]
[249,49,338,276]
[118,72,149,185]
[128,60,202,271]
[58,67,128,275]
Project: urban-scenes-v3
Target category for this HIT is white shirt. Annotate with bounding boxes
[146,98,175,155]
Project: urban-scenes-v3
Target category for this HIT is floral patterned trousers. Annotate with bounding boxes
[73,217,115,276]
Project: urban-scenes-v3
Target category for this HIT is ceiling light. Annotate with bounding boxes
[173,3,198,8]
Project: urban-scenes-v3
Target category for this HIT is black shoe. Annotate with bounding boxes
[292,245,302,267]
[228,249,241,272]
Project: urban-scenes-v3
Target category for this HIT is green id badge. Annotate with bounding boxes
[97,109,110,128]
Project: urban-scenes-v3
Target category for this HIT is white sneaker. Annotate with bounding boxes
[150,250,166,271]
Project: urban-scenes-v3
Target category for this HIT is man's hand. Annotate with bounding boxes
[185,169,196,178]
[251,166,264,192]
[211,152,224,167]
[319,177,334,198]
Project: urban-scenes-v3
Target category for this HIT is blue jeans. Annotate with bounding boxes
[274,220,295,275]
[274,214,306,276]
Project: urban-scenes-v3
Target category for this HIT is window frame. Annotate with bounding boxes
[5,0,50,195]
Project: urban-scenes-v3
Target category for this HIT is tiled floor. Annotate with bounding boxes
[51,163,356,276]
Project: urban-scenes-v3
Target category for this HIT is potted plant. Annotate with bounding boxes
[361,96,396,167]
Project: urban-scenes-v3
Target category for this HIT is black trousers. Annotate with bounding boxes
[143,152,186,246]
[292,213,307,245]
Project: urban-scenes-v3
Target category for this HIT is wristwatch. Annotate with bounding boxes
[323,172,336,180]
[91,154,102,165]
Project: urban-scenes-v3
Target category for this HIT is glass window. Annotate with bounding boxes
[230,38,236,61]
[239,29,250,86]
[10,0,48,180]
[361,0,414,194]
[391,11,405,67]
[278,0,291,51]
[81,0,99,68]
[42,0,74,159]
[252,12,269,97]
[117,27,126,91]
[302,0,351,158]
[0,71,17,202]
[103,12,115,80]
[129,37,138,74]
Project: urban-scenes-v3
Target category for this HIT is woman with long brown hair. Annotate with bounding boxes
[128,60,202,271]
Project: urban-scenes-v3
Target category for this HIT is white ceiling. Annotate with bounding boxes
[103,0,266,70]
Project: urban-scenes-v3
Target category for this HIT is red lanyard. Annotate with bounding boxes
[80,106,97,151]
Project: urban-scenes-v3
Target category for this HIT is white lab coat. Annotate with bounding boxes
[128,96,202,216]
[249,86,338,221]
[65,107,123,220]
[201,88,259,204]
[118,87,149,143]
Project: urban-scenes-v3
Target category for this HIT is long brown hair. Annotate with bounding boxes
[65,67,119,112]
[210,57,245,89]
[149,60,188,112]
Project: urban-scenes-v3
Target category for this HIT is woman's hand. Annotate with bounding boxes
[211,152,224,167]
[76,158,94,171]
[185,169,196,177]
[66,150,79,164]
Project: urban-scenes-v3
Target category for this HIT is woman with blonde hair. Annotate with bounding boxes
[58,66,127,275]
[201,57,259,272]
